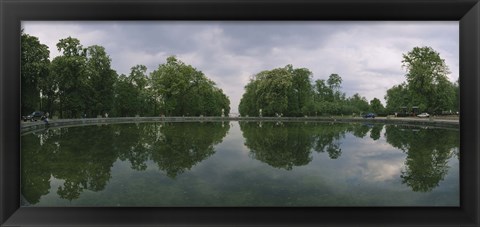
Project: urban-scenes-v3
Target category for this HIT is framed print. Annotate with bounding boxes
[1,0,479,226]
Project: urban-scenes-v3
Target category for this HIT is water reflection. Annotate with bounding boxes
[240,122,387,167]
[21,121,459,206]
[240,122,459,193]
[384,125,459,192]
[21,122,230,204]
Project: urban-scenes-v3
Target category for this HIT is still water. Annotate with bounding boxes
[21,121,459,206]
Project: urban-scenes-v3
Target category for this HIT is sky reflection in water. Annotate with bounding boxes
[21,121,459,206]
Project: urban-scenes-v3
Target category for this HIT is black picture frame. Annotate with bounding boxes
[1,0,479,226]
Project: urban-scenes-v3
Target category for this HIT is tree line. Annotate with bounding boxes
[22,31,458,118]
[239,46,459,117]
[21,32,230,118]
[239,66,385,117]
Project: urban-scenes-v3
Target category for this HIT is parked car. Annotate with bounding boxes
[363,113,376,119]
[417,112,430,118]
[22,111,45,122]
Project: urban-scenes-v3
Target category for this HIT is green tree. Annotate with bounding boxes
[50,37,88,118]
[347,93,369,115]
[384,83,410,114]
[21,32,50,115]
[369,98,385,116]
[239,79,260,116]
[113,74,141,117]
[327,73,342,92]
[239,65,313,117]
[401,46,454,113]
[150,56,230,116]
[453,78,459,113]
[84,45,117,117]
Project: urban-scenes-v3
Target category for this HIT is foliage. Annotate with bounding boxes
[369,98,385,116]
[84,45,117,117]
[48,37,118,118]
[150,56,230,117]
[21,31,50,115]
[239,65,314,117]
[239,66,386,117]
[22,33,230,118]
[50,37,88,118]
[385,46,456,114]
[23,35,457,119]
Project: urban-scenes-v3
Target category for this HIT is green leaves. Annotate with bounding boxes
[150,56,230,116]
[386,46,456,114]
[21,32,50,115]
[239,65,313,117]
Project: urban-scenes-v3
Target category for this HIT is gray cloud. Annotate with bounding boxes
[22,21,458,113]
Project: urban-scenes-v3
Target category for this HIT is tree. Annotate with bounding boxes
[150,56,230,116]
[84,45,117,117]
[401,46,454,113]
[239,65,313,117]
[384,83,410,114]
[113,74,140,117]
[327,73,342,91]
[50,37,88,118]
[21,32,50,115]
[347,93,369,115]
[453,78,459,113]
[369,98,385,116]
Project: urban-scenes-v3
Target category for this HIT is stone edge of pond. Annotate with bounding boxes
[20,117,459,135]
[20,116,459,135]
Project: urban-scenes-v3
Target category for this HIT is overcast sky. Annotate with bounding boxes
[22,21,459,114]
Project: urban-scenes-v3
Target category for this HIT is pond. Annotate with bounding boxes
[21,121,459,206]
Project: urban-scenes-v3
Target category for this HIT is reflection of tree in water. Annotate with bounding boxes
[350,123,372,138]
[148,122,230,178]
[21,130,59,204]
[384,125,459,192]
[112,122,230,178]
[113,123,158,171]
[21,122,230,204]
[240,122,351,169]
[369,124,383,141]
[313,123,351,159]
[22,125,117,203]
[240,122,314,170]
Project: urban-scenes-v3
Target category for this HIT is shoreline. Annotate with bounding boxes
[20,116,459,135]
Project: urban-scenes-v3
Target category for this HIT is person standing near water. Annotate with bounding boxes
[43,112,50,125]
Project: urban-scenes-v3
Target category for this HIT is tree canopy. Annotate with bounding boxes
[150,56,230,116]
[385,46,457,114]
[239,67,379,117]
[21,33,230,118]
[21,31,50,115]
[239,65,314,117]
[22,34,457,119]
